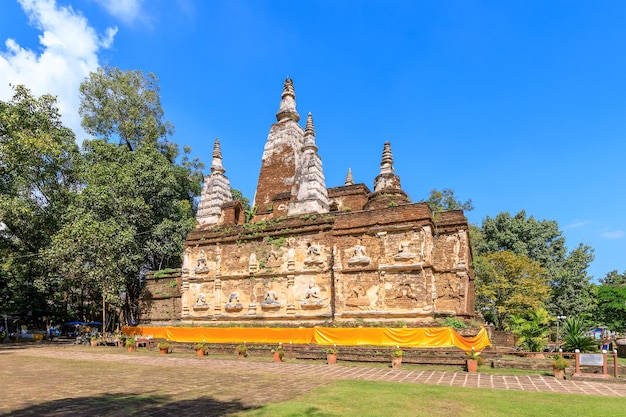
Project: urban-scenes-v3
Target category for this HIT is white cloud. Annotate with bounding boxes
[602,230,624,239]
[563,221,589,230]
[94,0,144,25]
[0,0,117,141]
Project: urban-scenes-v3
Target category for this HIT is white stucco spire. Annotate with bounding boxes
[210,138,225,174]
[373,141,402,192]
[302,112,318,152]
[276,78,300,122]
[288,112,329,216]
[345,167,354,186]
[196,138,233,226]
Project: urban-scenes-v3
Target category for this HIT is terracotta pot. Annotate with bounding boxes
[238,353,246,359]
[90,340,97,347]
[196,349,205,357]
[327,353,337,365]
[127,346,135,352]
[159,348,169,355]
[466,359,478,373]
[273,351,282,362]
[392,357,402,369]
[553,366,565,379]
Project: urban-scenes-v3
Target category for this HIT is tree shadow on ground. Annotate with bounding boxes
[6,392,258,416]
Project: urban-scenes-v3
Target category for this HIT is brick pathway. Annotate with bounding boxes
[1,343,625,416]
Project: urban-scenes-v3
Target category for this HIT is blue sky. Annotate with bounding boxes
[1,0,625,280]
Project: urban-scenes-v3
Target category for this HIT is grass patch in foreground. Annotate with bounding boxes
[235,380,623,417]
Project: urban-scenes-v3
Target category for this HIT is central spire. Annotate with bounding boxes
[276,78,300,122]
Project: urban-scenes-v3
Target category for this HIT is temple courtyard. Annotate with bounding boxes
[1,343,625,416]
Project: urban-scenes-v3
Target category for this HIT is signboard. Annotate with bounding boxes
[579,353,604,366]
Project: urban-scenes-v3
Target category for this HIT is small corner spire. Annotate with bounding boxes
[345,167,354,186]
[305,112,315,136]
[380,141,394,174]
[210,138,225,174]
[302,112,317,152]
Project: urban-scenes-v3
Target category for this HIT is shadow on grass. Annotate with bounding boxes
[7,392,258,416]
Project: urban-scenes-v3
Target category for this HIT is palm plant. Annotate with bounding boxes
[508,308,552,352]
[562,316,596,352]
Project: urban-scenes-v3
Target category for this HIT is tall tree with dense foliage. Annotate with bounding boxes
[474,250,550,329]
[45,67,203,325]
[549,243,595,318]
[0,85,80,322]
[595,270,626,332]
[474,210,595,318]
[79,65,176,158]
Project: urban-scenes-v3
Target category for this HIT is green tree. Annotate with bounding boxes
[44,67,203,325]
[475,211,566,275]
[79,65,175,157]
[474,210,595,319]
[508,308,553,352]
[595,270,626,332]
[421,188,474,212]
[46,139,198,323]
[0,85,80,323]
[474,251,550,330]
[549,243,595,318]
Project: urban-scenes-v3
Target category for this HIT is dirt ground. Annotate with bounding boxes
[0,343,333,416]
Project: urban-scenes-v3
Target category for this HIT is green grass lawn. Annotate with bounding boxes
[234,380,624,417]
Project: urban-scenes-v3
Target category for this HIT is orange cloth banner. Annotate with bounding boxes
[123,326,491,351]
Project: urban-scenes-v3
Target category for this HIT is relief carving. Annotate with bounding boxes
[300,279,326,309]
[224,292,243,312]
[394,241,417,261]
[260,290,281,310]
[195,250,210,274]
[304,243,324,266]
[348,241,371,266]
[193,292,210,310]
[345,284,371,307]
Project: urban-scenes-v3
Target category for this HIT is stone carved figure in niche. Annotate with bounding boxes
[394,241,417,261]
[300,279,326,308]
[224,292,243,312]
[182,248,191,273]
[348,240,371,266]
[195,250,210,274]
[287,247,295,262]
[455,230,467,267]
[304,243,323,265]
[193,292,209,310]
[345,285,371,307]
[261,290,281,309]
[395,283,419,301]
[248,252,258,273]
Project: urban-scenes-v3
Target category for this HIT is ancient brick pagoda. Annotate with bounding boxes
[148,78,475,325]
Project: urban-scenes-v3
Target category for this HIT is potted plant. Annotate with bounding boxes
[90,335,98,347]
[326,345,338,365]
[466,347,483,373]
[271,343,284,362]
[157,340,171,354]
[391,346,403,369]
[236,343,248,358]
[552,354,569,379]
[194,341,207,356]
[125,337,135,352]
[117,335,126,348]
